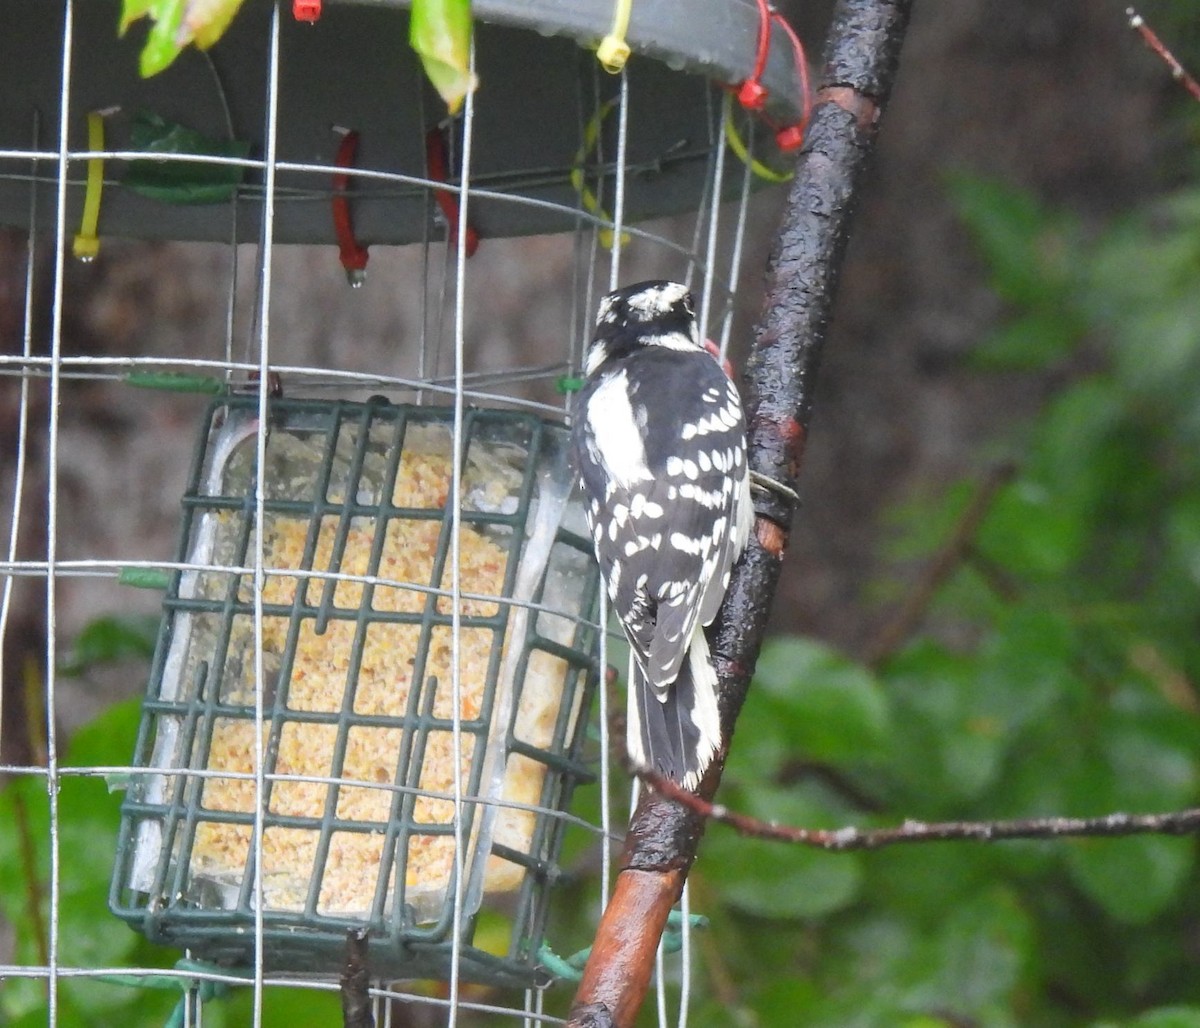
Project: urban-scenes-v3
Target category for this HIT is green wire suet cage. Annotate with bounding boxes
[109,395,601,983]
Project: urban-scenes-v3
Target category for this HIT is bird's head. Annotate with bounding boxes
[584,280,702,375]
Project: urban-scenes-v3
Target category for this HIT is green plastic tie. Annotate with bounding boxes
[538,910,708,982]
[125,371,224,394]
[118,567,171,589]
[556,375,586,394]
[96,958,244,1028]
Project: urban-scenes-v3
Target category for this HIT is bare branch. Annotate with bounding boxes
[865,461,1016,669]
[567,2,918,1024]
[632,765,1200,850]
[1127,7,1200,103]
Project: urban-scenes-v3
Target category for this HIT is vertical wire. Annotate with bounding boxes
[609,70,631,776]
[607,67,674,1020]
[678,880,692,1028]
[590,83,612,907]
[655,942,669,1027]
[446,38,478,1028]
[608,68,629,292]
[603,64,631,904]
[573,58,613,904]
[696,90,729,349]
[200,50,240,370]
[674,91,733,1026]
[0,113,40,766]
[682,88,719,293]
[719,108,756,361]
[555,76,597,977]
[416,59,434,401]
[250,6,284,1025]
[46,4,78,1020]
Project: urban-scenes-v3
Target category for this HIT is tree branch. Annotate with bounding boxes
[1127,8,1200,103]
[864,461,1016,669]
[566,2,916,1024]
[630,766,1200,849]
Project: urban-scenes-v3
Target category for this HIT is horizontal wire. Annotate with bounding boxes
[0,966,569,1023]
[0,557,601,629]
[0,356,584,416]
[0,151,739,295]
[0,762,618,842]
[0,143,710,196]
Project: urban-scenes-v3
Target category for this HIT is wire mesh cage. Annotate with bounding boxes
[109,396,600,984]
[0,0,807,1022]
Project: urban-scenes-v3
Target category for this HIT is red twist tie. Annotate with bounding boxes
[735,0,773,111]
[331,129,369,284]
[771,9,812,151]
[293,0,321,22]
[737,80,769,111]
[425,125,480,258]
[775,124,805,152]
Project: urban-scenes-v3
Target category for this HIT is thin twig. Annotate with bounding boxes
[12,788,49,966]
[1127,7,1200,103]
[633,765,1200,850]
[340,928,374,1028]
[865,462,1016,669]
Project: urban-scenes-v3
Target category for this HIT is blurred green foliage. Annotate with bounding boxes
[672,172,1200,1026]
[7,163,1200,1025]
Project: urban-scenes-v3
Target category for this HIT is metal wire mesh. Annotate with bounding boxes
[0,0,786,1023]
[109,397,600,985]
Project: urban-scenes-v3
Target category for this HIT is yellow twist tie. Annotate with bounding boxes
[596,0,632,73]
[570,98,632,251]
[723,106,794,184]
[73,111,106,261]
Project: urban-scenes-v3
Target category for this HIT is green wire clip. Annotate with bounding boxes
[118,567,171,590]
[97,958,242,1028]
[556,375,585,394]
[125,371,225,394]
[538,910,709,982]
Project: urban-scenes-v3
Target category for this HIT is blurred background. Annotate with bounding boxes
[4,0,1200,1024]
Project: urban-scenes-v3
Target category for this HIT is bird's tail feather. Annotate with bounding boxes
[626,631,721,790]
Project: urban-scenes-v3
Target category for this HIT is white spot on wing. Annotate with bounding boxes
[585,370,653,490]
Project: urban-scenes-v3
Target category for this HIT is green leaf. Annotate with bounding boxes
[902,887,1032,1020]
[188,0,248,50]
[974,604,1080,733]
[64,698,144,769]
[978,475,1088,578]
[1166,492,1200,588]
[119,0,157,34]
[123,0,247,77]
[1066,835,1193,924]
[59,615,158,677]
[410,0,478,114]
[886,641,1007,805]
[133,0,187,77]
[706,835,862,920]
[702,789,863,919]
[749,637,891,763]
[1127,1008,1200,1028]
[967,309,1079,371]
[948,173,1075,309]
[124,112,251,203]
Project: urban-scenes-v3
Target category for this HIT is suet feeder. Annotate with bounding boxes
[110,394,600,983]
